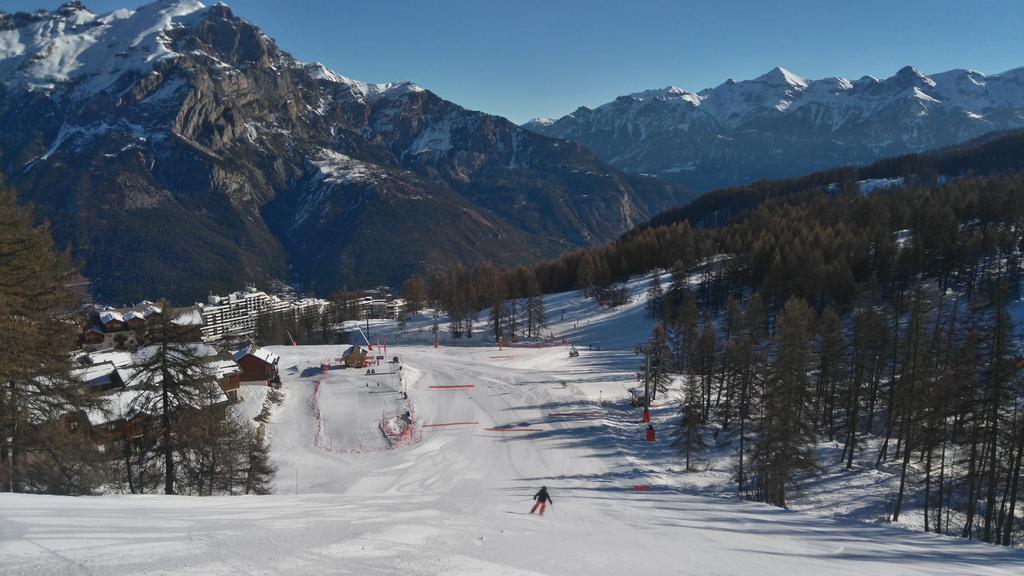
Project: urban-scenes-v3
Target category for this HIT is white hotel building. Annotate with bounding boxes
[196,287,330,341]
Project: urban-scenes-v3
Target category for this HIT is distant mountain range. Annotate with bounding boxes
[524,65,1024,191]
[0,1,693,302]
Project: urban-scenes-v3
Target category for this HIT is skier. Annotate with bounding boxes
[529,486,553,515]
[646,424,656,442]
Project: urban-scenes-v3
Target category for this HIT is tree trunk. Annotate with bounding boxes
[962,417,981,539]
[162,369,175,495]
[892,412,914,522]
[923,441,933,532]
[1000,438,1023,545]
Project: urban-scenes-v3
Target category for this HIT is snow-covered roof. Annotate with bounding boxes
[99,310,124,324]
[232,344,279,366]
[84,383,228,426]
[341,345,365,359]
[123,310,145,322]
[172,308,203,326]
[72,361,118,389]
[128,343,220,378]
[73,345,225,392]
[142,305,163,317]
[115,367,138,386]
[208,359,242,379]
[86,349,134,368]
[84,388,151,426]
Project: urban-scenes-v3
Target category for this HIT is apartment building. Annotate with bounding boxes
[196,287,330,341]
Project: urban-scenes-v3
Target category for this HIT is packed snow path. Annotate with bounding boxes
[3,343,1024,575]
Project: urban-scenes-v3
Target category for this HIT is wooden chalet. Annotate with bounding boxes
[99,310,125,332]
[209,359,243,401]
[232,344,280,383]
[123,310,147,331]
[81,327,106,347]
[341,345,368,368]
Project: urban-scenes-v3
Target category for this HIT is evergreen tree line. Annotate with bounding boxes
[643,263,1024,546]
[488,172,1024,320]
[638,128,1024,234]
[1,183,274,495]
[399,264,549,342]
[1,181,97,494]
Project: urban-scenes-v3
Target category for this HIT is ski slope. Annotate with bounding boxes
[4,275,1024,575]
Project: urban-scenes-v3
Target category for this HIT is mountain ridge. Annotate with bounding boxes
[524,65,1024,191]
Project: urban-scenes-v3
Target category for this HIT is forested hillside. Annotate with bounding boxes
[416,129,1024,546]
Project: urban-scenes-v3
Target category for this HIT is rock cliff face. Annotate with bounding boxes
[525,66,1024,191]
[0,1,692,302]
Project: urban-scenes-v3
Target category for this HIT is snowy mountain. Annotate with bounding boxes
[524,65,1024,191]
[0,1,692,302]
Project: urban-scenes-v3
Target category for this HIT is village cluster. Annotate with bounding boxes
[67,342,280,457]
[63,285,400,462]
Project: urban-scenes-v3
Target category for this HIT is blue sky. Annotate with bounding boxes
[10,0,1024,123]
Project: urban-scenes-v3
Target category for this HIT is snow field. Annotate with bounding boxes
[4,271,1024,574]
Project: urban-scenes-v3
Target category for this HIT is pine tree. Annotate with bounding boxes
[0,182,99,494]
[678,375,706,471]
[979,282,1017,541]
[130,305,217,495]
[736,292,766,494]
[666,260,689,312]
[841,304,886,469]
[815,306,846,440]
[695,320,717,420]
[576,252,596,296]
[751,297,817,508]
[527,296,547,339]
[243,424,276,495]
[401,274,428,313]
[519,269,544,339]
[646,271,664,318]
[648,325,673,401]
[490,281,508,341]
[890,283,937,522]
[717,296,743,428]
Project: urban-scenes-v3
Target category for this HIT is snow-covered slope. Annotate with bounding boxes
[525,65,1024,190]
[5,273,1024,575]
[0,1,201,92]
[0,1,416,100]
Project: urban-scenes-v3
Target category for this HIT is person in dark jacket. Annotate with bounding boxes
[530,486,553,515]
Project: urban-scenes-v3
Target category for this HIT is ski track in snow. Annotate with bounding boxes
[3,273,1024,575]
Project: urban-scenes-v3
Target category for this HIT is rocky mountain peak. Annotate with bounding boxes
[891,65,936,89]
[173,2,284,68]
[754,66,809,88]
[56,2,91,17]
